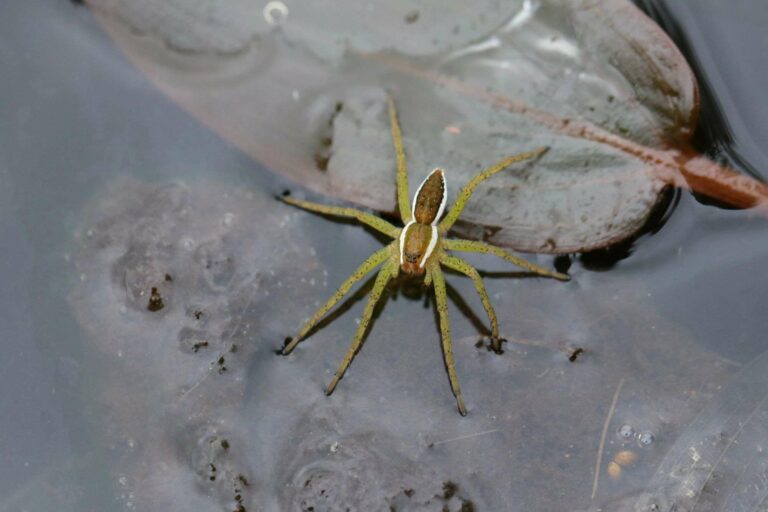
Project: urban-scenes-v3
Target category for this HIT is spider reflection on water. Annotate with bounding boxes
[280,96,569,415]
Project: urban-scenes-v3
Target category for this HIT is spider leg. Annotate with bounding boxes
[280,196,399,239]
[282,244,394,355]
[442,239,570,281]
[438,147,548,232]
[387,95,412,224]
[326,260,396,395]
[428,261,468,416]
[440,253,503,353]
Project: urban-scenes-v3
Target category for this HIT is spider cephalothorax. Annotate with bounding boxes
[279,96,569,415]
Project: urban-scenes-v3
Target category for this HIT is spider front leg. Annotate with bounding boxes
[428,261,468,416]
[387,95,413,223]
[438,147,549,232]
[326,260,398,395]
[440,252,504,354]
[282,244,394,355]
[442,239,570,281]
[280,195,399,238]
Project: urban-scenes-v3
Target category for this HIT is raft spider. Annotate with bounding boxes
[280,96,569,415]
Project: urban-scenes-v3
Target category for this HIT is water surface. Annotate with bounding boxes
[1,1,768,511]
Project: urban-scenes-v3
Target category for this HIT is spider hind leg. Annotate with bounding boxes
[440,253,505,354]
[325,260,397,395]
[428,262,468,416]
[282,245,393,355]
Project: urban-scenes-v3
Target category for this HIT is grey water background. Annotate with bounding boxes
[1,0,768,511]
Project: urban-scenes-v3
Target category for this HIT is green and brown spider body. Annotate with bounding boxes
[400,168,445,275]
[279,96,569,416]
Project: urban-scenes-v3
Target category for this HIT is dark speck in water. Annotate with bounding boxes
[404,10,419,24]
[441,481,457,500]
[147,286,164,311]
[567,347,585,363]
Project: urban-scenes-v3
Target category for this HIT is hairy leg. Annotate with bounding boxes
[440,253,503,352]
[429,262,468,416]
[387,95,412,224]
[443,239,569,281]
[326,260,396,395]
[282,245,394,355]
[280,196,399,239]
[438,147,548,232]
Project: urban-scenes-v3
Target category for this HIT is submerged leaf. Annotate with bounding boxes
[86,0,763,252]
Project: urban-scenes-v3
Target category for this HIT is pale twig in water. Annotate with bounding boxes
[591,378,625,500]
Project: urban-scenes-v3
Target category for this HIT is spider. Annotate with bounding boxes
[279,96,569,415]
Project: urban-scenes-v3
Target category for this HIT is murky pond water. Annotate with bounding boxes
[2,1,768,511]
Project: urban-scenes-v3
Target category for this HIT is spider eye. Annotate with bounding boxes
[405,252,420,263]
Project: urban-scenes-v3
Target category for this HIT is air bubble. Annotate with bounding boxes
[263,1,289,25]
[617,424,635,440]
[178,327,211,353]
[638,431,655,447]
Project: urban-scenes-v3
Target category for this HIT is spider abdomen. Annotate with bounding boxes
[413,168,446,225]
